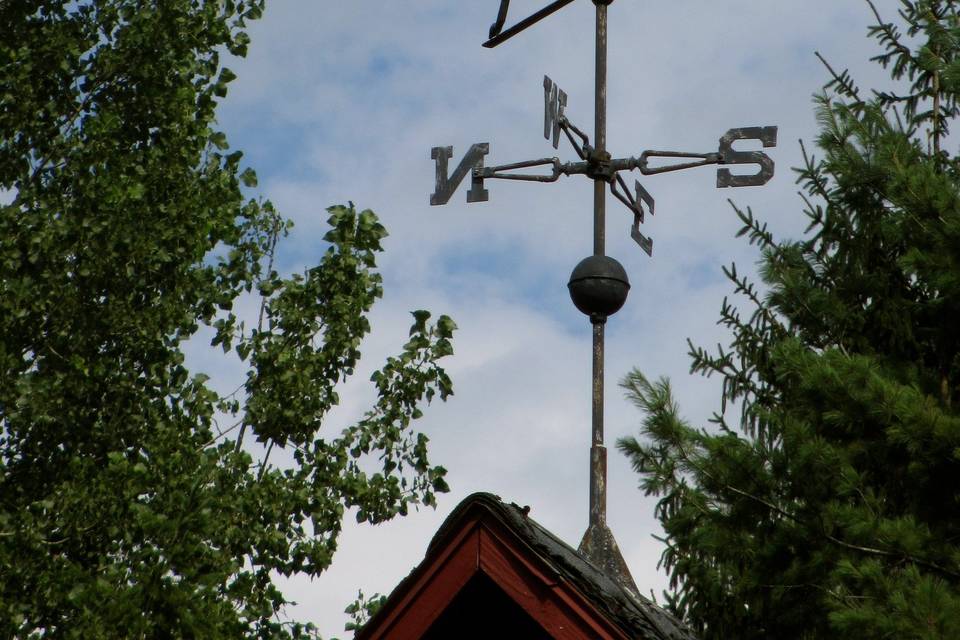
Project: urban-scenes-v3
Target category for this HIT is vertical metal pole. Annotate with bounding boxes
[593,2,607,257]
[589,0,609,529]
[590,320,606,527]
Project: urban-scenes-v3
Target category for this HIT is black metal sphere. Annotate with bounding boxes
[567,255,630,318]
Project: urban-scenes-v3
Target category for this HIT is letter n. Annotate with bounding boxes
[430,143,490,205]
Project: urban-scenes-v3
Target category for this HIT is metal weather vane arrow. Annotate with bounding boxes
[428,0,779,591]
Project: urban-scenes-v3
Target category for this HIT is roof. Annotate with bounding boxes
[357,492,699,640]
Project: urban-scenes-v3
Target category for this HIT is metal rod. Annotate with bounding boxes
[483,0,577,48]
[640,159,717,175]
[485,157,558,172]
[611,174,639,219]
[562,117,591,150]
[484,173,559,182]
[590,320,606,526]
[592,322,604,447]
[589,0,609,529]
[560,122,589,160]
[595,4,608,159]
[593,2,607,258]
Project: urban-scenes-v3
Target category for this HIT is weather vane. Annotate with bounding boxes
[430,0,778,586]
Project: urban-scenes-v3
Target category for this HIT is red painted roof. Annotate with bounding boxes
[356,493,698,640]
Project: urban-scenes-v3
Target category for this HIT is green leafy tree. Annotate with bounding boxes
[0,2,454,638]
[619,2,960,638]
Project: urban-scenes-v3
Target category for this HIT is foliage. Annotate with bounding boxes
[343,591,387,634]
[619,2,960,638]
[0,2,454,638]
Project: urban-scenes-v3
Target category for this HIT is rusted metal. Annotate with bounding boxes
[611,175,654,255]
[590,324,605,521]
[638,149,723,175]
[430,143,489,205]
[476,157,562,183]
[544,76,568,149]
[589,0,609,540]
[593,0,607,260]
[717,126,778,187]
[430,123,778,240]
[577,519,641,599]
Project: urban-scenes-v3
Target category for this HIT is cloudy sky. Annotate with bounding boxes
[195,1,906,635]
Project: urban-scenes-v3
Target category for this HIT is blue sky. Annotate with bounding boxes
[190,1,908,635]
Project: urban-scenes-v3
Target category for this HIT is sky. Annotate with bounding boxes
[191,1,908,636]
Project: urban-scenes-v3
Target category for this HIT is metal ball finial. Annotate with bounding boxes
[567,255,630,321]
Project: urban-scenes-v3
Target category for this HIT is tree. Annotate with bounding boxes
[0,2,454,637]
[618,2,960,638]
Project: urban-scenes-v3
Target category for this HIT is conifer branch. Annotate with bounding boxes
[815,52,862,103]
[716,479,960,581]
[647,420,960,584]
[797,140,832,205]
[865,0,914,61]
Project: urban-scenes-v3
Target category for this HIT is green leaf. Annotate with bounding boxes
[210,131,229,150]
[240,167,258,187]
[410,309,430,335]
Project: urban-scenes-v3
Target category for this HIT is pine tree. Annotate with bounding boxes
[619,2,960,638]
